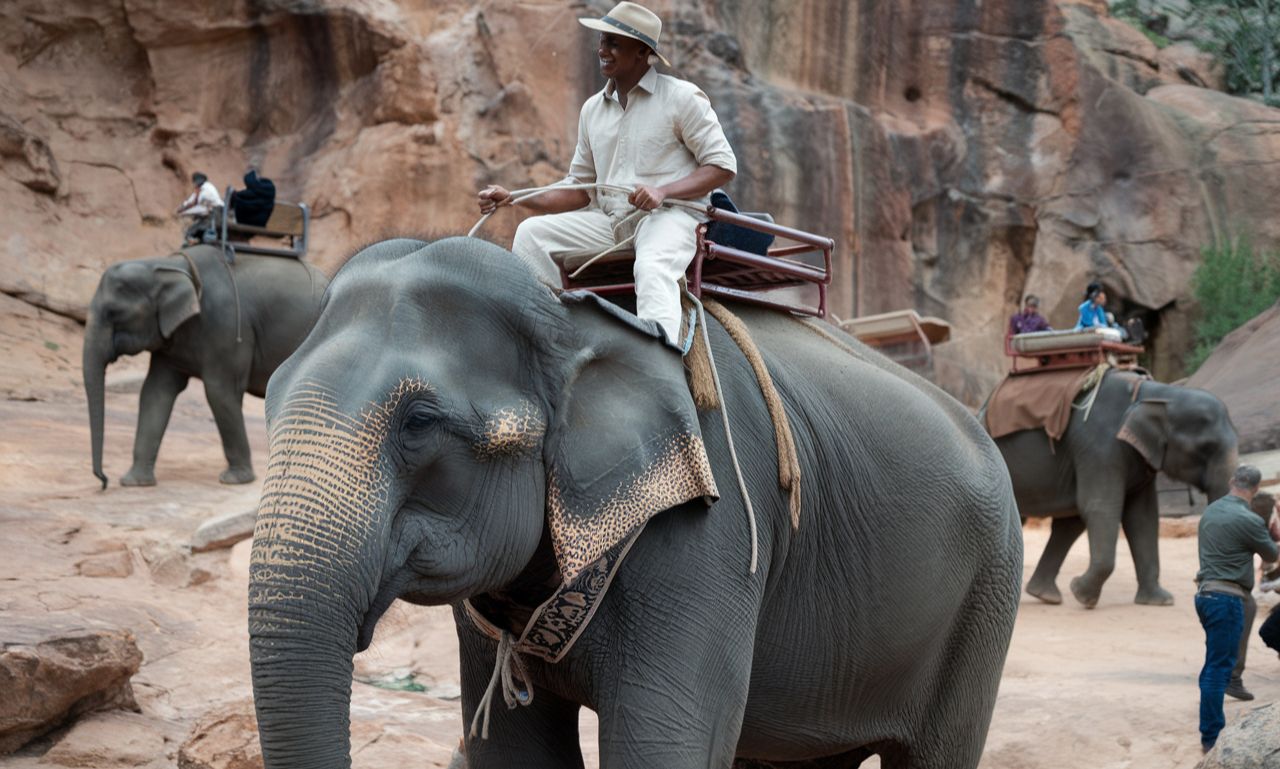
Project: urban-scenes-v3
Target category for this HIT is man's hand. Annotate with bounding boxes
[629,184,667,211]
[478,185,511,215]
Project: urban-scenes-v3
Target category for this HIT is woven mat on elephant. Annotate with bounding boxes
[984,364,1107,441]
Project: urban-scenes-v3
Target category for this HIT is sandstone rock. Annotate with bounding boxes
[1160,41,1226,91]
[76,550,134,578]
[1186,301,1280,453]
[177,701,262,769]
[0,112,60,194]
[1197,702,1280,768]
[141,543,193,588]
[191,510,256,553]
[0,615,142,754]
[3,0,1280,410]
[42,711,166,767]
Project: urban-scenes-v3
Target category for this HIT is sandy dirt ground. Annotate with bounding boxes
[2,308,1279,768]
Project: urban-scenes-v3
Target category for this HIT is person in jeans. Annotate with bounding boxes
[1227,490,1280,700]
[1195,465,1279,752]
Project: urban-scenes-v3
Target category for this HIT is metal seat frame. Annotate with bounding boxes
[216,186,310,260]
[557,205,833,318]
[1005,333,1144,375]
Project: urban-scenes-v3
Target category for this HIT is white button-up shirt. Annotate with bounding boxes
[565,67,737,220]
[180,181,224,217]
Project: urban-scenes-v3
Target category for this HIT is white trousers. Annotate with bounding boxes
[512,207,699,344]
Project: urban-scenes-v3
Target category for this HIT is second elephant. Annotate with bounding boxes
[993,370,1237,608]
[83,245,327,487]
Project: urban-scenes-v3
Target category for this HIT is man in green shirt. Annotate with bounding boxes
[1195,465,1279,752]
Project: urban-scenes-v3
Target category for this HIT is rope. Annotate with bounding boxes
[702,298,802,529]
[468,631,533,740]
[468,183,707,277]
[1070,363,1110,422]
[220,254,243,344]
[179,250,204,301]
[687,291,759,574]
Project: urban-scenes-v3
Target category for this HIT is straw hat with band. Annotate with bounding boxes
[579,2,672,67]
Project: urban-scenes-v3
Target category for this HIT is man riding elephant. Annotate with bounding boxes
[476,1,736,345]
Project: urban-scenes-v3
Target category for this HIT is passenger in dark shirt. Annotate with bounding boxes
[231,169,276,227]
[1008,294,1052,335]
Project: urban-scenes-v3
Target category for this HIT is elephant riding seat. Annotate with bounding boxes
[986,366,1237,608]
[248,237,1022,769]
[83,245,328,487]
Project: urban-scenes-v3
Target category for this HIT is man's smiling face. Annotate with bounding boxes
[597,32,650,81]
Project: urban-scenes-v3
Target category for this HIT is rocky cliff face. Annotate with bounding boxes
[1187,301,1280,455]
[4,0,1280,405]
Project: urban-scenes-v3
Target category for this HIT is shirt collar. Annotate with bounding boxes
[603,66,658,103]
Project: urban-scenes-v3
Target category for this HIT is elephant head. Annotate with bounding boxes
[1117,383,1238,500]
[248,238,716,768]
[83,258,201,488]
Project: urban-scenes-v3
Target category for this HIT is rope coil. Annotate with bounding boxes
[468,631,533,740]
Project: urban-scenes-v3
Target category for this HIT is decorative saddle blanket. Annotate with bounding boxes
[984,364,1108,441]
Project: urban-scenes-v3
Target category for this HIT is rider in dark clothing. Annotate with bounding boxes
[231,169,276,227]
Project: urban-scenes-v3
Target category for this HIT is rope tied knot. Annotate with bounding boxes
[468,631,535,740]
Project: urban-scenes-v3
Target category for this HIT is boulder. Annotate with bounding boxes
[1198,702,1280,768]
[191,510,257,553]
[0,615,142,754]
[178,701,262,769]
[1186,301,1280,453]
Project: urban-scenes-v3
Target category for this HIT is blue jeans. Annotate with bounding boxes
[1196,591,1244,748]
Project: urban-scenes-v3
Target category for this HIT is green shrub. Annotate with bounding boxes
[1187,235,1280,372]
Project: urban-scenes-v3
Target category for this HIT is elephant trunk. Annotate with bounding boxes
[249,410,393,769]
[83,319,112,489]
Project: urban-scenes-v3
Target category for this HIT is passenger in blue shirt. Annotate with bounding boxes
[1074,282,1113,331]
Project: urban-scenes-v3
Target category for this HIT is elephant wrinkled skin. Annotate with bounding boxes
[83,246,327,487]
[993,371,1237,608]
[247,237,1023,769]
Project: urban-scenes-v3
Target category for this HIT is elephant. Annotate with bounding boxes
[247,237,1023,769]
[83,245,327,487]
[991,370,1237,608]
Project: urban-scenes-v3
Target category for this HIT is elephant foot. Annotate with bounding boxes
[1135,586,1175,606]
[220,466,256,484]
[1025,580,1063,605]
[1069,577,1100,609]
[120,469,157,487]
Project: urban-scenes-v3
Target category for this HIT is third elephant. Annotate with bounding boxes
[994,370,1237,608]
[83,245,328,487]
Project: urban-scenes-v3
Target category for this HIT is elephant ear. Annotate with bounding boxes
[545,292,719,583]
[153,264,201,338]
[1117,399,1170,470]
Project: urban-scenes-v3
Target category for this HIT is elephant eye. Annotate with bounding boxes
[403,404,436,432]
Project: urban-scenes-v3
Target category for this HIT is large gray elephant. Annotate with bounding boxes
[992,371,1237,608]
[247,237,1023,769]
[83,245,327,487]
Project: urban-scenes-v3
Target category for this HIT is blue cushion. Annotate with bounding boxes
[705,191,775,256]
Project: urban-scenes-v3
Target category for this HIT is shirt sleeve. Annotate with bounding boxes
[564,102,596,186]
[674,86,737,174]
[1243,514,1280,562]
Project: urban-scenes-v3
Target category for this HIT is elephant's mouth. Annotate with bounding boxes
[357,570,412,652]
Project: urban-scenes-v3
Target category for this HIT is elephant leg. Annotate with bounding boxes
[1122,483,1173,606]
[596,670,748,769]
[1069,503,1121,609]
[457,625,584,769]
[203,376,255,484]
[1025,516,1085,605]
[122,359,189,486]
